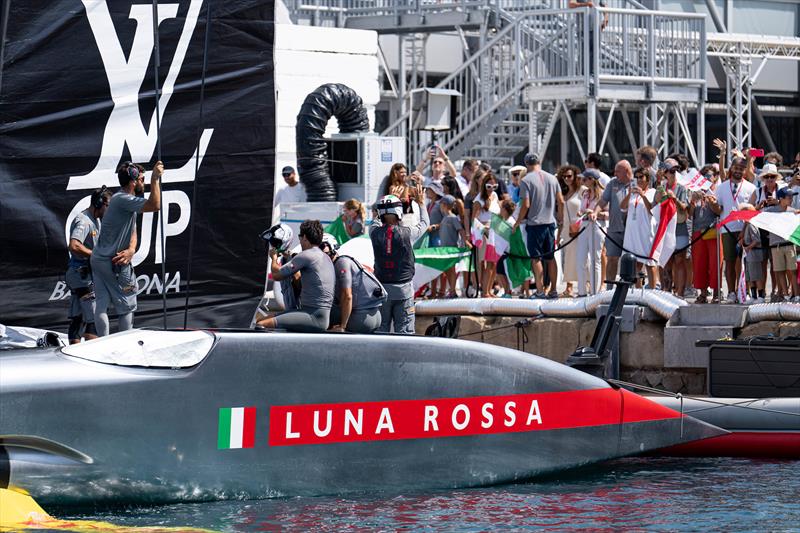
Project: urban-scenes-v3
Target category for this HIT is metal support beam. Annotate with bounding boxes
[598,102,616,155]
[704,0,727,33]
[587,98,597,153]
[751,96,777,154]
[595,110,621,163]
[723,54,752,154]
[562,105,587,162]
[621,108,639,154]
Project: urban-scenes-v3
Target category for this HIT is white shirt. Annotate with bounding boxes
[598,171,611,187]
[456,174,470,197]
[274,182,307,205]
[715,179,756,233]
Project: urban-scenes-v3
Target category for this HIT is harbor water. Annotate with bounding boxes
[51,457,800,531]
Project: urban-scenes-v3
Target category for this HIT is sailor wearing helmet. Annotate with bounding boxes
[257,220,335,333]
[370,193,429,334]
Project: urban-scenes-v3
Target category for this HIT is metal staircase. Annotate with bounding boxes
[288,1,709,168]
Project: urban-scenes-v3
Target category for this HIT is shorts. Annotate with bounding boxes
[771,244,798,272]
[675,234,690,251]
[525,223,556,261]
[91,256,138,315]
[744,259,764,282]
[722,232,741,263]
[65,266,95,320]
[605,230,626,258]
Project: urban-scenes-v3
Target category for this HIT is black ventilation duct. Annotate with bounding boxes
[295,83,370,201]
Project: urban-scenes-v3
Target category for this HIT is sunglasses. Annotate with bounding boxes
[433,160,445,165]
[763,176,776,180]
[485,183,498,190]
[666,169,677,174]
[564,174,574,178]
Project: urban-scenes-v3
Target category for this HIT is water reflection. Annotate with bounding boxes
[57,458,800,532]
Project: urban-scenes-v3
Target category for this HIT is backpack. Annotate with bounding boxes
[336,255,388,304]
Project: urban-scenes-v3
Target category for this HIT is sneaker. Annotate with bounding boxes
[684,288,697,298]
[726,292,737,304]
[792,296,800,303]
[754,297,765,304]
[530,292,546,299]
[547,290,560,299]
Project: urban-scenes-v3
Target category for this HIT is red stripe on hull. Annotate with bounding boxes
[269,388,682,447]
[657,432,800,458]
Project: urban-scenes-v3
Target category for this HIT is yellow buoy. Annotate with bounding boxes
[0,488,217,532]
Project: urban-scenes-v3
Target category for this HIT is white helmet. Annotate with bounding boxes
[259,223,294,253]
[320,233,339,256]
[376,194,403,219]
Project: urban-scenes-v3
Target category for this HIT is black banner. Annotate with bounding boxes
[0,1,275,330]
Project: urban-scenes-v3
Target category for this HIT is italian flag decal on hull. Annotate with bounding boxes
[218,407,256,449]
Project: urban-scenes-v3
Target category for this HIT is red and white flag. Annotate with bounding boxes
[678,168,712,192]
[649,198,677,267]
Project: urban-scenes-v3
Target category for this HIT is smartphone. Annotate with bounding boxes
[429,146,437,158]
[749,148,765,158]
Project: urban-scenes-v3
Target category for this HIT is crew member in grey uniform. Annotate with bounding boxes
[91,161,162,336]
[370,194,429,334]
[258,220,335,333]
[65,186,112,344]
[320,233,386,334]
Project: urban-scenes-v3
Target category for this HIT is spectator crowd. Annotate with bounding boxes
[370,142,800,305]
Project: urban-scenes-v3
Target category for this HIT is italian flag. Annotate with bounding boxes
[485,214,512,263]
[218,406,257,449]
[412,246,473,288]
[505,226,534,289]
[323,216,352,245]
[719,210,800,246]
[337,234,471,289]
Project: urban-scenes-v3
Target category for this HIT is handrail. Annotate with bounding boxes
[304,2,708,163]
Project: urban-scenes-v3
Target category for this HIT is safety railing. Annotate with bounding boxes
[597,7,706,85]
[290,2,707,164]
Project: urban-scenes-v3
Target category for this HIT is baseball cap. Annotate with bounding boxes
[581,168,602,181]
[758,163,781,179]
[441,194,456,206]
[427,180,444,197]
[281,165,295,176]
[776,188,798,200]
[523,153,540,166]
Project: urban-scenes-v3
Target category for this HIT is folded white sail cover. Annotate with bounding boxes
[61,329,215,368]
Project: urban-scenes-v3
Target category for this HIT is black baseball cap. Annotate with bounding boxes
[281,166,295,176]
[524,153,540,166]
[777,188,798,200]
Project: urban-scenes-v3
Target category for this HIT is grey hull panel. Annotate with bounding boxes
[0,330,726,504]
